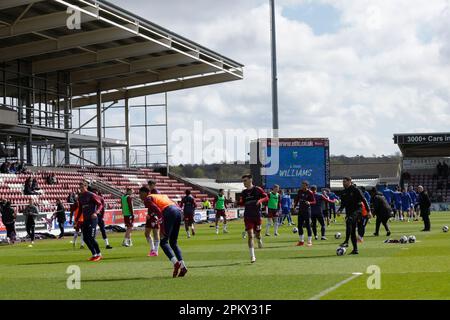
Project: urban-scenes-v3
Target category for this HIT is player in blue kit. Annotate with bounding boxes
[401,188,413,222]
[382,185,394,209]
[279,191,294,226]
[393,186,403,221]
[408,185,419,221]
[310,186,335,241]
[327,190,340,223]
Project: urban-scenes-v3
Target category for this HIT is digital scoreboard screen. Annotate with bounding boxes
[251,138,330,189]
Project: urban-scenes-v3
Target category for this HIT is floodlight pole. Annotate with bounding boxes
[270,0,279,138]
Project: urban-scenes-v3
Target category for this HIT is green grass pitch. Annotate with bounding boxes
[1,213,449,300]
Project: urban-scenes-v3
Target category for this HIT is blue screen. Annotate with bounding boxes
[264,146,327,189]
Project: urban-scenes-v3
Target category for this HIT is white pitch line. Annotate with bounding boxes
[309,272,364,300]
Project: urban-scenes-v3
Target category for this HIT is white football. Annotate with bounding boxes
[335,232,342,239]
[443,226,449,233]
[399,236,408,244]
[292,227,299,234]
[336,247,346,256]
[408,235,416,243]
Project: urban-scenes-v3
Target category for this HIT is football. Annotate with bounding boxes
[336,247,346,256]
[335,232,342,239]
[400,236,408,244]
[292,227,299,234]
[408,235,416,243]
[443,226,449,233]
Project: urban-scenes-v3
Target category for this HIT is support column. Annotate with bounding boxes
[26,128,32,165]
[165,92,169,175]
[64,133,70,165]
[96,89,103,166]
[125,95,130,168]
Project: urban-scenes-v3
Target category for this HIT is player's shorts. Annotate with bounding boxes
[244,216,262,232]
[267,208,279,218]
[281,207,290,215]
[394,203,402,210]
[183,212,194,225]
[402,206,410,212]
[74,221,83,232]
[145,215,160,229]
[124,215,134,228]
[215,209,226,218]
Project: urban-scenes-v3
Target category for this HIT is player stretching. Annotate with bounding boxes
[294,181,316,247]
[180,190,196,238]
[214,189,228,234]
[145,181,160,257]
[139,187,188,277]
[265,184,281,236]
[239,174,268,263]
[121,188,134,247]
[92,189,112,249]
[78,181,103,261]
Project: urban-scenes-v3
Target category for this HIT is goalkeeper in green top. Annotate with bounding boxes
[265,184,281,237]
[214,189,228,234]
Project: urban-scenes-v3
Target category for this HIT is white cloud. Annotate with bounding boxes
[107,0,450,164]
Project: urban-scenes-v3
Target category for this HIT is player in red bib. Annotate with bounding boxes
[139,186,188,277]
[239,174,269,263]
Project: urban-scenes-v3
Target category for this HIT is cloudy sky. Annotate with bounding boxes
[103,0,450,164]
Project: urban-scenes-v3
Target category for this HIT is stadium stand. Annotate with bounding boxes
[0,167,213,214]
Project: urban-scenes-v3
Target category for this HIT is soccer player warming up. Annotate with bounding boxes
[139,187,188,277]
[310,186,335,241]
[294,181,316,247]
[144,181,161,257]
[78,181,104,261]
[214,189,228,234]
[92,189,112,249]
[265,184,281,237]
[69,195,85,249]
[180,190,196,238]
[239,174,269,263]
[337,177,371,255]
[121,188,134,247]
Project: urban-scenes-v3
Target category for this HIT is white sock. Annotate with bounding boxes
[186,231,190,237]
[223,224,227,230]
[170,257,178,265]
[274,223,279,234]
[300,235,304,242]
[73,233,78,244]
[180,260,186,268]
[266,220,271,234]
[154,240,159,252]
[104,238,109,246]
[308,236,312,242]
[80,234,84,246]
[249,247,255,258]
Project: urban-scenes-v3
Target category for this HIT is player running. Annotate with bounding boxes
[214,189,228,234]
[180,190,196,238]
[265,184,281,237]
[139,186,188,277]
[78,181,104,261]
[239,174,268,263]
[144,182,161,257]
[293,181,316,247]
[92,189,112,249]
[121,188,134,247]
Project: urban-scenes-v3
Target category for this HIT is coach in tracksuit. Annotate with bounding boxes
[338,177,371,255]
[370,188,392,237]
